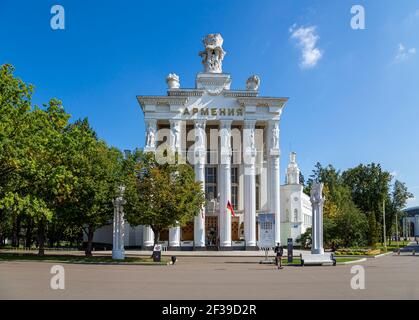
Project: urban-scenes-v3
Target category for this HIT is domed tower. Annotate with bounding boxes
[286,152,300,185]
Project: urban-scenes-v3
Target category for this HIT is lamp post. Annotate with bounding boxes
[395,211,399,249]
[383,199,387,252]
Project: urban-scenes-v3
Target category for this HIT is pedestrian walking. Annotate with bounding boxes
[274,243,284,269]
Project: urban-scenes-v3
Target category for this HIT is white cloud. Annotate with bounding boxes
[395,43,416,62]
[390,170,398,178]
[290,24,323,69]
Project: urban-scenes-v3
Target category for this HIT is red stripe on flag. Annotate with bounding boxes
[227,201,235,217]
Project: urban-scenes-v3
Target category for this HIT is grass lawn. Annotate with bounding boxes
[335,257,364,263]
[0,252,169,265]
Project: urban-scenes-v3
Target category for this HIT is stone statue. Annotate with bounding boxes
[146,123,155,148]
[195,123,205,147]
[249,128,255,150]
[246,75,260,91]
[271,123,279,149]
[171,122,180,150]
[199,34,226,73]
[310,182,324,204]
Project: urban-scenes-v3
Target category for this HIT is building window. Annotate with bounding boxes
[231,167,239,210]
[205,167,217,200]
[294,209,298,222]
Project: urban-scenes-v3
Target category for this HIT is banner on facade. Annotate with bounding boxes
[258,213,275,249]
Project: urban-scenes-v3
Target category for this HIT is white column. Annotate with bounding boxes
[168,119,182,249]
[194,120,206,249]
[243,120,257,249]
[310,182,325,254]
[112,190,126,260]
[219,120,232,249]
[267,120,281,245]
[142,226,154,249]
[169,226,181,248]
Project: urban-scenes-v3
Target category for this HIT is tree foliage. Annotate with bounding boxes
[124,151,206,244]
[304,162,412,248]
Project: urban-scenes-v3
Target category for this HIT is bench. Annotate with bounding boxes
[300,253,336,266]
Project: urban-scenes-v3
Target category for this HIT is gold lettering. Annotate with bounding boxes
[183,108,190,116]
[228,109,235,116]
[236,108,243,116]
[201,108,209,116]
[211,108,217,116]
[192,108,199,115]
[219,108,226,116]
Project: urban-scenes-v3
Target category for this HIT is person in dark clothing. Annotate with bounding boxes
[274,243,284,269]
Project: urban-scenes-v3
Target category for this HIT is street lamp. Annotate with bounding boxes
[383,199,387,252]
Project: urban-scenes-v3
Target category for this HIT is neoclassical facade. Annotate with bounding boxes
[137,34,286,250]
[87,34,312,250]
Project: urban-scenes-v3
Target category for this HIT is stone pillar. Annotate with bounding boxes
[142,226,154,250]
[168,119,182,250]
[219,120,232,249]
[267,120,281,245]
[112,186,126,260]
[194,120,206,249]
[310,182,325,254]
[243,120,257,250]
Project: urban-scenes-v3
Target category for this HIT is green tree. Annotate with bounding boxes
[125,151,206,245]
[64,119,124,256]
[386,180,413,244]
[342,163,391,245]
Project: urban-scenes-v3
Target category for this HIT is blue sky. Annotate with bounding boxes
[1,0,418,207]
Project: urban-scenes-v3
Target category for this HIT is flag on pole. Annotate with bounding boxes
[227,200,235,217]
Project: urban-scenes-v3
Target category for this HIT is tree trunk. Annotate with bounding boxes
[85,225,94,257]
[25,220,33,248]
[12,215,21,247]
[153,229,160,245]
[37,220,45,256]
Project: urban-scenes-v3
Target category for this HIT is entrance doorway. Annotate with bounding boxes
[181,221,194,241]
[231,217,240,241]
[206,216,218,247]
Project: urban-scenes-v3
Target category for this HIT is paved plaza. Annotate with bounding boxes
[1,252,418,300]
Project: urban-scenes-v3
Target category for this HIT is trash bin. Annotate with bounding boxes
[152,244,162,262]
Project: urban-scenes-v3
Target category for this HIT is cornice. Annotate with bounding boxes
[236,97,289,107]
[137,96,189,110]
